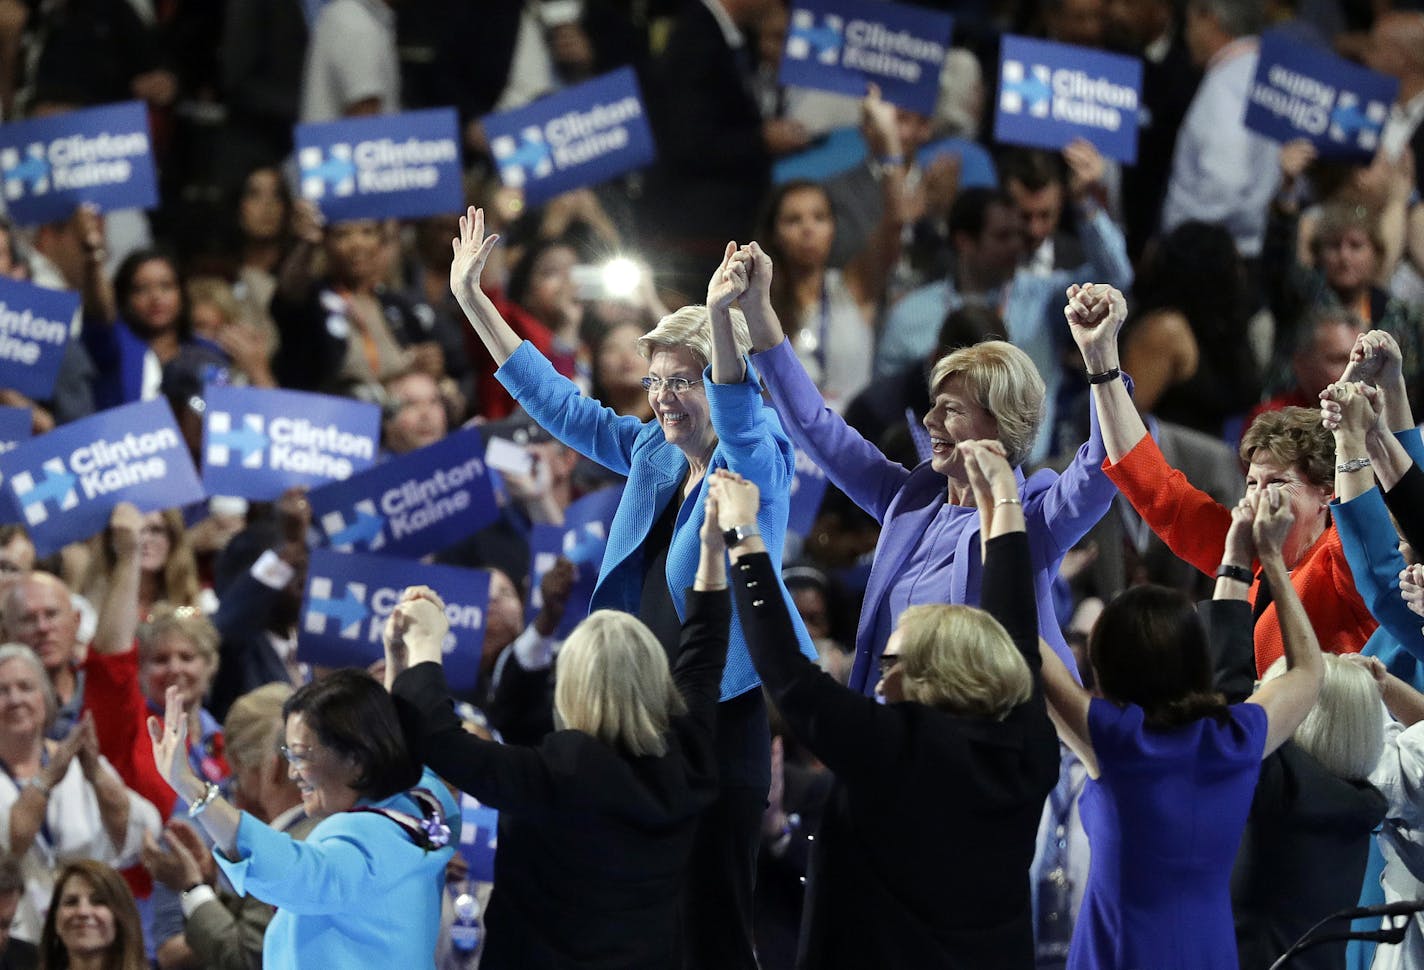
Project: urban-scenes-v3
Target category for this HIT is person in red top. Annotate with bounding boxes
[1067,283,1375,674]
[84,504,229,899]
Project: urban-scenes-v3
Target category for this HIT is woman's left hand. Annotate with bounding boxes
[387,586,449,669]
[708,241,750,313]
[708,469,761,529]
[958,439,1014,503]
[147,686,202,801]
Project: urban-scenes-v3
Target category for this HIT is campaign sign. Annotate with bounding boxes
[0,407,30,456]
[296,108,464,221]
[0,101,158,224]
[788,449,828,537]
[299,548,490,693]
[201,386,380,501]
[457,793,498,883]
[527,484,623,637]
[0,399,203,555]
[779,0,954,114]
[484,67,656,205]
[0,277,76,400]
[309,426,498,559]
[1244,29,1398,159]
[995,35,1143,163]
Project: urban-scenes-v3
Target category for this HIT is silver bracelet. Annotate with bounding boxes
[994,497,1023,507]
[187,782,221,818]
[1337,457,1372,474]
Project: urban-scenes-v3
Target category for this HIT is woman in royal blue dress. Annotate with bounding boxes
[1037,284,1327,970]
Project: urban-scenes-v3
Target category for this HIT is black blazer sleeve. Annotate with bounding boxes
[979,532,1039,673]
[1201,597,1256,704]
[731,551,905,785]
[672,588,733,728]
[485,653,555,747]
[1384,464,1424,559]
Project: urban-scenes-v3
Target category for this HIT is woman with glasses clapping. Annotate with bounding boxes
[450,208,817,970]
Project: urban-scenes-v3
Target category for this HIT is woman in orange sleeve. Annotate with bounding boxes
[1067,284,1374,674]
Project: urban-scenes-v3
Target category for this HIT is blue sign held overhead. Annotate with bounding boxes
[0,276,76,401]
[779,0,954,115]
[299,548,491,693]
[308,426,499,559]
[0,399,204,555]
[296,108,464,221]
[527,485,623,638]
[484,67,656,206]
[994,35,1143,163]
[1244,29,1398,159]
[201,386,380,501]
[457,794,498,883]
[0,102,158,225]
[0,407,31,456]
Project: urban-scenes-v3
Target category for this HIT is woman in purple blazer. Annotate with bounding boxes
[737,243,1118,691]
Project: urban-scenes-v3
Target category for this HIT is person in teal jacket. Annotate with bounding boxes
[146,671,457,970]
[451,208,815,970]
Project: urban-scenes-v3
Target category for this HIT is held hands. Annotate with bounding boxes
[708,241,751,313]
[1401,563,1424,619]
[1250,484,1294,561]
[108,502,142,560]
[1340,329,1404,388]
[958,439,1015,507]
[1319,380,1382,437]
[708,469,762,531]
[384,586,449,672]
[1064,283,1127,368]
[450,207,501,313]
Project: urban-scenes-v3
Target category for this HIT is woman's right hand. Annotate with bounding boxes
[959,439,1015,505]
[108,502,142,560]
[1064,283,1126,372]
[1223,495,1256,567]
[1251,484,1294,560]
[147,686,204,802]
[708,469,761,530]
[387,586,449,669]
[708,241,750,313]
[450,206,501,314]
[1320,380,1381,437]
[734,242,785,352]
[1341,329,1404,387]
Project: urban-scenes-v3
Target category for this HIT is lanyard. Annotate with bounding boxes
[0,749,54,849]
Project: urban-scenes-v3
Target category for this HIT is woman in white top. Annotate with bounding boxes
[0,644,160,944]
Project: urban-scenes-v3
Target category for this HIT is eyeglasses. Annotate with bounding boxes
[878,652,902,678]
[641,376,705,395]
[279,744,315,770]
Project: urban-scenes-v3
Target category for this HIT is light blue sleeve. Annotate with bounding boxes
[705,362,794,494]
[873,283,950,379]
[1075,206,1133,291]
[1334,489,1424,664]
[495,341,644,475]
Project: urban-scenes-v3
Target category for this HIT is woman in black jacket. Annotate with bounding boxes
[384,512,733,969]
[708,442,1061,969]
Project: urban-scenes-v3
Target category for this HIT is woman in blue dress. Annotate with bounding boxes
[1039,272,1327,970]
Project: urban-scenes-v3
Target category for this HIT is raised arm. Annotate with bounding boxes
[1333,331,1417,488]
[1326,380,1385,504]
[1243,485,1325,756]
[961,440,1035,654]
[1065,283,1143,463]
[449,207,525,366]
[91,504,141,657]
[1065,141,1133,291]
[843,85,906,313]
[707,242,749,385]
[273,200,324,304]
[1205,499,1261,704]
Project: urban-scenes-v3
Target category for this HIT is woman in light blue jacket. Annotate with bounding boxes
[146,672,457,970]
[451,207,815,970]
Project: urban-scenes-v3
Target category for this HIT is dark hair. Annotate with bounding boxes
[282,669,419,800]
[948,188,1015,245]
[113,247,191,342]
[506,237,578,311]
[996,148,1064,193]
[1089,586,1229,730]
[935,305,1005,357]
[39,860,146,970]
[755,179,836,338]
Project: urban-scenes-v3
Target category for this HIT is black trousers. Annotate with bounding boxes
[682,690,771,970]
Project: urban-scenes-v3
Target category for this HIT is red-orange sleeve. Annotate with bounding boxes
[1102,434,1232,577]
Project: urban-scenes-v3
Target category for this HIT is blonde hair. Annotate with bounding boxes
[1263,654,1384,781]
[223,683,293,774]
[928,340,1045,467]
[637,304,752,371]
[82,508,202,612]
[894,604,1032,718]
[554,610,687,757]
[138,605,220,677]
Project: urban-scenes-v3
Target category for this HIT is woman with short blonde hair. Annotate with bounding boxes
[894,603,1032,718]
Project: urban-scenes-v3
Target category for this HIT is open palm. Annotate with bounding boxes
[450,206,501,312]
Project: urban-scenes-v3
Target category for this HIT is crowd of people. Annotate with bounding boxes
[0,0,1423,967]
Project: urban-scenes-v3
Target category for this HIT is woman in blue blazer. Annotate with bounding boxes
[450,207,816,970]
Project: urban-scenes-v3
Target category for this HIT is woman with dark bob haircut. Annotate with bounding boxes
[147,670,459,969]
[39,859,146,970]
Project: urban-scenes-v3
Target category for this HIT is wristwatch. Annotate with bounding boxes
[722,523,760,549]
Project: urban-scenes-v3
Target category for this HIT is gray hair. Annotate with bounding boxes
[0,643,56,732]
[637,305,752,371]
[1264,654,1384,781]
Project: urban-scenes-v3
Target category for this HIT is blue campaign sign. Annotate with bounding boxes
[994,35,1143,163]
[484,67,656,206]
[296,108,464,221]
[308,426,498,559]
[0,407,30,455]
[788,449,828,537]
[0,276,77,400]
[1244,29,1398,159]
[0,399,203,556]
[299,548,490,693]
[457,793,498,883]
[779,0,954,114]
[0,102,158,224]
[202,386,380,501]
[527,484,623,637]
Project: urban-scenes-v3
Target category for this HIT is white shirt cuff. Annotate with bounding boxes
[511,624,558,671]
[250,549,296,591]
[180,884,219,919]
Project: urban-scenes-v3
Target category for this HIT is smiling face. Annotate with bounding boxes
[647,345,715,459]
[140,630,215,710]
[0,656,48,740]
[283,713,362,820]
[1244,455,1332,567]
[53,873,116,960]
[923,374,1000,480]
